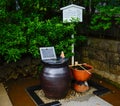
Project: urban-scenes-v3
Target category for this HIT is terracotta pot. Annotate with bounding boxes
[71,64,93,81]
[74,82,89,92]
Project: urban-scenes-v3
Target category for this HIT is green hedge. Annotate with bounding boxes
[0,16,75,62]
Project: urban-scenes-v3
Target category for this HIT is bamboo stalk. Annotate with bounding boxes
[79,65,91,75]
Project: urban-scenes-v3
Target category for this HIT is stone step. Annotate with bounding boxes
[0,83,13,106]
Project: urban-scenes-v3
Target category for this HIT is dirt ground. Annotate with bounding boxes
[6,75,120,106]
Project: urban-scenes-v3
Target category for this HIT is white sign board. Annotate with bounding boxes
[60,4,85,23]
[39,47,57,60]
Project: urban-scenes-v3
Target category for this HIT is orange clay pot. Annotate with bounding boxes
[71,64,93,81]
[74,83,89,92]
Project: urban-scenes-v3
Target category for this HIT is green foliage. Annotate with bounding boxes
[0,24,26,62]
[114,7,120,25]
[1,0,120,80]
[1,0,120,63]
[76,35,87,42]
[90,2,120,31]
[0,0,77,63]
[0,15,75,62]
[26,17,75,58]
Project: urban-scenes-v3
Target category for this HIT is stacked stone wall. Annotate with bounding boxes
[82,37,120,84]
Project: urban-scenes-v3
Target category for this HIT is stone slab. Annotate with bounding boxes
[0,83,13,106]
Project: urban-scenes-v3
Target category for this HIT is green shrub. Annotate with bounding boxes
[90,4,120,30]
[0,16,75,62]
[25,17,75,58]
[0,24,26,62]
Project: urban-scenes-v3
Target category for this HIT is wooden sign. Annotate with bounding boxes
[60,4,85,23]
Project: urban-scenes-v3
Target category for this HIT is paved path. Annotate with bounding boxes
[0,83,13,106]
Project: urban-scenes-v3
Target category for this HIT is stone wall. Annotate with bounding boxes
[81,37,120,84]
